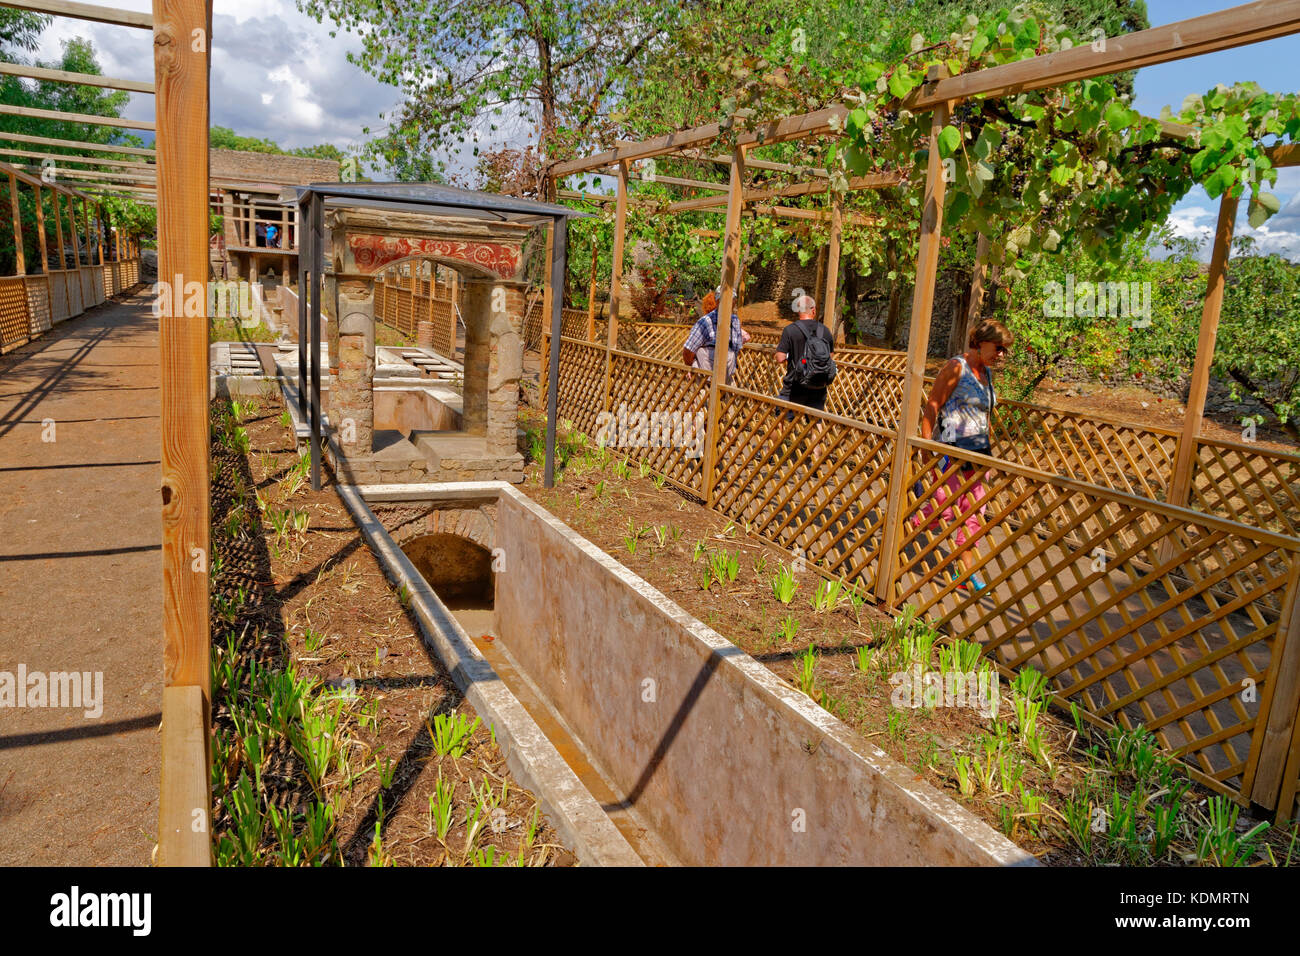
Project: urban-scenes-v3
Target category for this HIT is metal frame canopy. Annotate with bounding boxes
[279,181,587,490]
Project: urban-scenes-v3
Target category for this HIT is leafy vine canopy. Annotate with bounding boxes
[621,2,1298,281]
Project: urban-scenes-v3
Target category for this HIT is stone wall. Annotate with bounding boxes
[210,148,339,186]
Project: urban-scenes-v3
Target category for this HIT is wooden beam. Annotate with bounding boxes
[8,172,26,275]
[11,163,156,184]
[0,103,155,131]
[0,147,155,170]
[678,149,831,178]
[876,70,952,605]
[625,171,728,192]
[153,0,212,867]
[0,158,84,198]
[1166,190,1239,514]
[0,60,154,92]
[666,170,901,213]
[1268,142,1300,167]
[751,203,877,227]
[704,146,746,508]
[57,179,156,194]
[552,105,847,178]
[616,141,832,179]
[904,0,1300,112]
[0,0,153,28]
[0,130,155,156]
[158,686,210,866]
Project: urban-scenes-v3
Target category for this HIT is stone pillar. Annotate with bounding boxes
[334,277,376,458]
[488,283,525,455]
[416,320,435,349]
[461,278,491,435]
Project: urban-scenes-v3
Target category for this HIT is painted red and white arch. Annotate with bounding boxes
[348,234,522,278]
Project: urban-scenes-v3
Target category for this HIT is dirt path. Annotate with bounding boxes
[0,292,162,865]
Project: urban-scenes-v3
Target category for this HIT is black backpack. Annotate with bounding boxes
[793,321,837,389]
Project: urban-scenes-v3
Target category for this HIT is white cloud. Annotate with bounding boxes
[29,0,400,154]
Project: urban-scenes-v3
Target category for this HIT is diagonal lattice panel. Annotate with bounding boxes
[826,365,906,429]
[711,388,894,591]
[992,400,1179,501]
[888,438,1298,801]
[606,350,710,494]
[1192,436,1300,539]
[541,334,608,438]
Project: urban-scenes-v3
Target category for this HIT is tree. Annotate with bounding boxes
[209,126,283,154]
[0,8,48,57]
[0,35,153,272]
[297,0,685,193]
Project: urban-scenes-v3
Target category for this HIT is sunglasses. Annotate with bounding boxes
[982,342,1008,355]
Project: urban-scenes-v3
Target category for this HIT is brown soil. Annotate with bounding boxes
[210,391,574,866]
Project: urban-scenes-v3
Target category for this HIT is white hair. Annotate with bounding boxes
[792,294,816,315]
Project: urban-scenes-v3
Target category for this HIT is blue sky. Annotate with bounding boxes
[1132,0,1300,259]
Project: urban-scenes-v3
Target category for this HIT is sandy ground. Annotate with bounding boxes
[0,292,162,865]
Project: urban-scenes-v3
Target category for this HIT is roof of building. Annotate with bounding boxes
[279,181,587,223]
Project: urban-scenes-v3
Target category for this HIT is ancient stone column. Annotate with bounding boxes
[334,277,376,459]
[488,283,526,456]
[416,320,435,349]
[461,278,491,435]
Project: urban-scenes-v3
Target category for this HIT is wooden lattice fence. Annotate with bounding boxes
[541,331,1300,817]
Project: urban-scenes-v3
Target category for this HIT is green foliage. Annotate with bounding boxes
[0,36,155,272]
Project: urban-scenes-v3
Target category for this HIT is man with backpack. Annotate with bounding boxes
[774,293,836,415]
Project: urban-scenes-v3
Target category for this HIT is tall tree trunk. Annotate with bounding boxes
[883,242,902,347]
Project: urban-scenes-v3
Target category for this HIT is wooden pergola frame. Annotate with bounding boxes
[549,0,1300,811]
[1,0,212,865]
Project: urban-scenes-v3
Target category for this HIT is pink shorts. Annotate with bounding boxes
[913,466,988,549]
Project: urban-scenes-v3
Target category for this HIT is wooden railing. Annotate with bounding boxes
[541,331,1300,817]
[0,259,141,353]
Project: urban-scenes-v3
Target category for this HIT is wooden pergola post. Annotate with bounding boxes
[33,182,48,274]
[1165,189,1239,514]
[51,191,66,269]
[67,194,81,267]
[600,160,629,409]
[8,173,25,275]
[813,240,827,312]
[154,0,213,867]
[80,199,91,265]
[824,197,842,339]
[585,236,598,340]
[875,66,952,604]
[703,146,746,507]
[541,218,555,359]
[96,202,105,265]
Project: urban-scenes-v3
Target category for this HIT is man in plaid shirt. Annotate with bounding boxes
[681,287,750,384]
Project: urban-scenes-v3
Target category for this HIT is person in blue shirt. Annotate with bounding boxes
[681,285,750,383]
